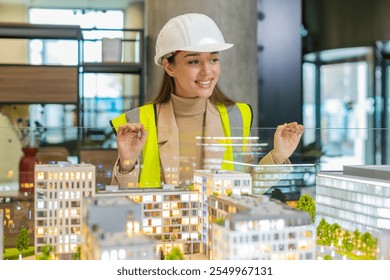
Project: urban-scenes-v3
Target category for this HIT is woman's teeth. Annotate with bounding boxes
[197,80,211,85]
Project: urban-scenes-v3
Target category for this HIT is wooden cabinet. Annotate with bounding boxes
[0,22,82,117]
[0,65,78,103]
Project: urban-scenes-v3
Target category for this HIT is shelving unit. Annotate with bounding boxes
[80,27,146,103]
[0,22,83,162]
[0,23,146,187]
[0,23,146,160]
[0,23,82,106]
[78,28,145,150]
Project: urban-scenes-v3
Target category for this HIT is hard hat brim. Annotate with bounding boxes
[155,43,234,66]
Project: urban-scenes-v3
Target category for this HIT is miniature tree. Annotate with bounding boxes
[38,244,54,260]
[72,246,81,260]
[323,255,332,260]
[372,237,378,258]
[323,223,332,246]
[361,232,376,258]
[270,188,286,203]
[329,223,341,247]
[342,230,354,253]
[316,218,331,246]
[16,228,29,257]
[164,247,184,260]
[317,218,327,238]
[215,217,225,225]
[296,194,316,223]
[352,229,361,251]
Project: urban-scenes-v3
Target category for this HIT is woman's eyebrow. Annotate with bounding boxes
[183,53,200,58]
[183,52,220,58]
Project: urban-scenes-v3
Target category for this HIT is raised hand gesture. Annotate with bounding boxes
[271,122,304,164]
[116,123,148,172]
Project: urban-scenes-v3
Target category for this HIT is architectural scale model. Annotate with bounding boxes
[34,162,95,259]
[27,161,390,260]
[81,196,156,260]
[30,162,320,260]
[208,195,316,260]
[316,165,390,260]
[91,169,317,260]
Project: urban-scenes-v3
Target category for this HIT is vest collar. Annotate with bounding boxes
[156,98,225,185]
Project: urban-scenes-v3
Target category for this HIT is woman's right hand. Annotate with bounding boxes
[116,123,148,172]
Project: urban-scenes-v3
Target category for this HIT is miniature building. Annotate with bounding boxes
[0,192,34,251]
[0,209,3,260]
[209,195,316,260]
[193,169,252,255]
[98,185,201,256]
[316,165,390,260]
[81,196,156,260]
[34,162,95,259]
[252,164,317,199]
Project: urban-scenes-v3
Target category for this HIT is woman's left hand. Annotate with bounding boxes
[272,122,304,164]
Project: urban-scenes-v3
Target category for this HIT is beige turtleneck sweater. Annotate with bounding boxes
[170,93,207,186]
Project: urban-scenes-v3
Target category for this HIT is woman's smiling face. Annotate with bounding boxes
[163,51,221,98]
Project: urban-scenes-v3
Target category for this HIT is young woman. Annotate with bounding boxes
[110,13,304,188]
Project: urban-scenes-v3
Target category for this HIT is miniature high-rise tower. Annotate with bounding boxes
[34,162,95,259]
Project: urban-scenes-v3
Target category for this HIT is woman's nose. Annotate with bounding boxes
[199,61,212,75]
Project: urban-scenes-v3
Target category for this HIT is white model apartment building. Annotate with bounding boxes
[316,165,390,259]
[34,162,95,259]
[193,169,252,255]
[209,194,316,260]
[81,196,156,260]
[99,184,201,256]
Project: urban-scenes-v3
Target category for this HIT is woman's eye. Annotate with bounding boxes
[211,58,220,64]
[188,60,199,65]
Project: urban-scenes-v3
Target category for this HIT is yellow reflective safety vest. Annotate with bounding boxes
[110,102,252,188]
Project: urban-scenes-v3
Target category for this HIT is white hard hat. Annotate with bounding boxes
[154,13,233,66]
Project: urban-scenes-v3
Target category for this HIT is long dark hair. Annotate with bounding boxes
[149,55,236,106]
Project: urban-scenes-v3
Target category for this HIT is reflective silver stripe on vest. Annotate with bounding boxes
[227,105,244,137]
[124,107,141,123]
[227,105,244,168]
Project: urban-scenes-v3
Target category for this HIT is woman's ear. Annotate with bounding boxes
[162,58,175,77]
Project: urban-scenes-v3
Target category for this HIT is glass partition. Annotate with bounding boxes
[1,125,389,260]
[0,125,379,196]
